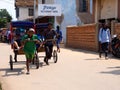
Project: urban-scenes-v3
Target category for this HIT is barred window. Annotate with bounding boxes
[79,0,88,12]
[28,8,33,16]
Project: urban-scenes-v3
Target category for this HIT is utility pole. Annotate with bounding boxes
[33,0,36,23]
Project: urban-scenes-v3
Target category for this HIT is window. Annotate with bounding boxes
[28,8,33,16]
[79,0,88,12]
[42,0,45,4]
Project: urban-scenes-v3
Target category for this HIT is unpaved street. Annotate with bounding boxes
[0,43,120,90]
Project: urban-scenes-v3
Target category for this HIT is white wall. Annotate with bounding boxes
[54,0,77,43]
[18,7,29,20]
[90,0,93,14]
[54,0,93,43]
[18,7,38,21]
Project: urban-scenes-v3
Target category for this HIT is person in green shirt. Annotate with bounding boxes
[21,28,40,74]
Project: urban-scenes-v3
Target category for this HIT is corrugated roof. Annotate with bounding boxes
[15,0,38,7]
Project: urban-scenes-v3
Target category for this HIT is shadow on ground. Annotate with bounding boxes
[64,47,97,54]
[100,66,120,75]
[64,47,120,61]
[100,70,120,75]
[0,68,24,77]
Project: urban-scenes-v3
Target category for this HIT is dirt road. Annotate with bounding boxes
[0,43,120,90]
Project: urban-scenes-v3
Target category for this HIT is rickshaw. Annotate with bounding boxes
[9,22,58,70]
[9,21,41,70]
[35,23,58,64]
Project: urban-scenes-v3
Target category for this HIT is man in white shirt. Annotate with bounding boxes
[99,23,111,59]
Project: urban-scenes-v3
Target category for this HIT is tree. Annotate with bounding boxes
[0,9,12,28]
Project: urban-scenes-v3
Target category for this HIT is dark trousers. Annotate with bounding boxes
[14,50,18,62]
[45,41,53,59]
[100,42,109,57]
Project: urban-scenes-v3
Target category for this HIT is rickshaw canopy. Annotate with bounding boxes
[11,21,34,28]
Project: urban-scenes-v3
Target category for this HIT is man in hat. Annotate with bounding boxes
[21,28,40,74]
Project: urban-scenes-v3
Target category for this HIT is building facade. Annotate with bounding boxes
[15,0,37,21]
[66,0,120,51]
[15,0,54,22]
[15,0,94,43]
[54,0,93,42]
[76,0,94,24]
[94,0,120,23]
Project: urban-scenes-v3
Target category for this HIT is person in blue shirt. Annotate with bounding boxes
[99,23,111,59]
[56,25,63,52]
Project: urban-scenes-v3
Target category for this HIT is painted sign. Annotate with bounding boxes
[38,4,61,16]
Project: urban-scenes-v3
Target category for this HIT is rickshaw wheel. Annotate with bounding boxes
[53,50,58,63]
[9,55,13,70]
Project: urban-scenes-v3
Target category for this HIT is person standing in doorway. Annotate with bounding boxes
[99,23,111,60]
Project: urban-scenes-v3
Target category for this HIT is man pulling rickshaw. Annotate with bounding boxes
[10,21,58,75]
[21,28,40,74]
